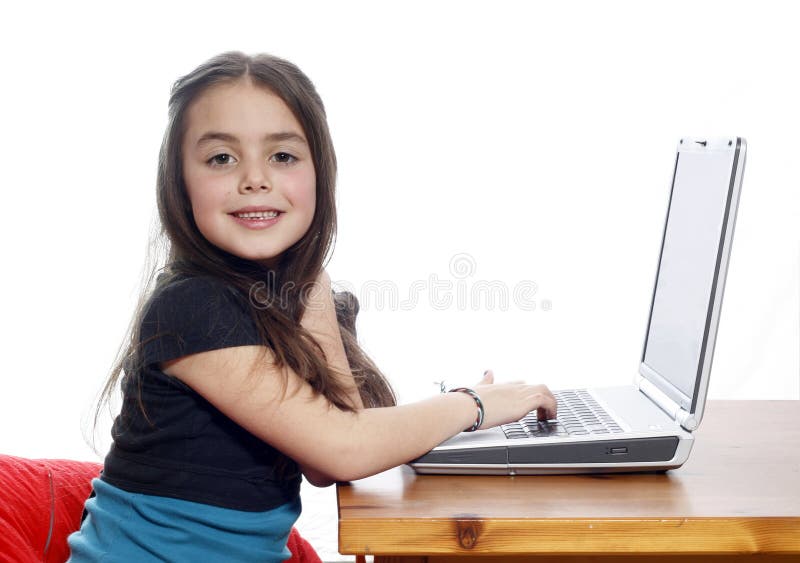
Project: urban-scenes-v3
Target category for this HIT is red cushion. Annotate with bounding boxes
[0,454,321,562]
[0,454,102,562]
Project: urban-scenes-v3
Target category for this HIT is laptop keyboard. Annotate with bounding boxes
[501,389,624,439]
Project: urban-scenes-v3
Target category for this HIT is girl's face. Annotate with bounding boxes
[181,79,316,268]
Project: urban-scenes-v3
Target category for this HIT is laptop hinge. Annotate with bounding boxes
[636,376,698,431]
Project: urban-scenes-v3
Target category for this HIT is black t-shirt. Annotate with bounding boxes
[101,273,301,511]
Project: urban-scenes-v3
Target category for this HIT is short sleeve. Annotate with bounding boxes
[139,275,263,367]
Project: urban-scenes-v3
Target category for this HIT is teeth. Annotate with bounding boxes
[235,211,279,219]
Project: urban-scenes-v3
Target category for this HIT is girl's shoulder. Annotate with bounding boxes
[142,271,255,333]
[147,272,245,311]
[153,270,237,295]
[137,271,262,366]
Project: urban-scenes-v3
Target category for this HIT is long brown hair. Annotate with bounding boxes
[93,51,395,450]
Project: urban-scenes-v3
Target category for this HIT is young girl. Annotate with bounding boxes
[67,50,557,562]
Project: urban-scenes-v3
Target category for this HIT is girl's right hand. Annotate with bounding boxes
[470,369,558,430]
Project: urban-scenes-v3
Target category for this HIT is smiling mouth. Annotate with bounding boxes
[231,210,282,219]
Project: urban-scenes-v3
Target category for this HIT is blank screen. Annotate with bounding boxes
[643,145,736,401]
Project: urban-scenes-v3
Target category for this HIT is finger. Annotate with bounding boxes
[528,390,555,419]
[524,386,555,411]
[537,394,558,421]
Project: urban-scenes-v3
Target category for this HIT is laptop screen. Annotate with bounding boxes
[642,139,741,409]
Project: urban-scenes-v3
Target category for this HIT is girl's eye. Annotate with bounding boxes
[271,152,297,164]
[208,153,236,167]
[206,152,297,168]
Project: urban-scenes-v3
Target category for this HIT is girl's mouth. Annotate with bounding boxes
[233,210,280,219]
[229,211,283,229]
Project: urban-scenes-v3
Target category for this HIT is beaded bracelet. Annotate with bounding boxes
[448,387,485,432]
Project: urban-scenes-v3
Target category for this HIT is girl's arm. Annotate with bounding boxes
[297,269,362,486]
[162,346,556,483]
[299,268,364,411]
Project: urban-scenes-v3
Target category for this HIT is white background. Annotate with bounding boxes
[1,4,798,556]
[1,0,798,460]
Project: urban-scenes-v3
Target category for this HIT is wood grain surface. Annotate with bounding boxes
[339,401,800,560]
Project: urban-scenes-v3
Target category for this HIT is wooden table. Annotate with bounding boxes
[337,400,800,562]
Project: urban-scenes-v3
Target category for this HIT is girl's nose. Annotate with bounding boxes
[240,182,272,193]
[239,164,272,193]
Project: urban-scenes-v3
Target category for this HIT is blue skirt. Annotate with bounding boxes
[67,478,302,562]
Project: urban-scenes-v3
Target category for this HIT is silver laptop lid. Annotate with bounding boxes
[639,137,746,429]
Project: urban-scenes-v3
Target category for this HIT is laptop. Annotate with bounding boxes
[410,137,747,475]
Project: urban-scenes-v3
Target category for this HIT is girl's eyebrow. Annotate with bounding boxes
[195,130,307,148]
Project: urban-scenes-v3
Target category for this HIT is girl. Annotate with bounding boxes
[67,51,557,562]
